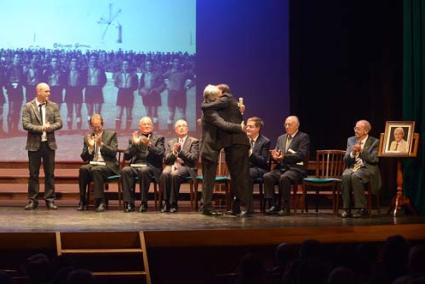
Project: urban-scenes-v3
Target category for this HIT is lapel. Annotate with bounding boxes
[252,135,262,152]
[181,136,190,152]
[31,99,43,124]
[363,137,372,152]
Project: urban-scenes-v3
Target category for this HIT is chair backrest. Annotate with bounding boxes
[315,150,346,178]
[216,149,229,177]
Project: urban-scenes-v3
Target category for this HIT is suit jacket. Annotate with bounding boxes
[344,136,382,194]
[200,110,243,161]
[80,130,120,174]
[273,131,310,176]
[164,136,200,179]
[124,133,165,179]
[22,99,63,151]
[249,134,271,171]
[202,93,249,148]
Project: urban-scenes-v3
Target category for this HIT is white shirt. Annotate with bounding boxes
[36,99,47,142]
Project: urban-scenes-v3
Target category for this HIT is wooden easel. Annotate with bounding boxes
[379,133,420,216]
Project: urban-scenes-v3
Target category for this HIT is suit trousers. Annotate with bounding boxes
[78,164,115,202]
[342,168,370,209]
[201,158,218,210]
[159,165,190,206]
[263,168,302,209]
[28,142,56,201]
[121,165,156,204]
[224,144,250,210]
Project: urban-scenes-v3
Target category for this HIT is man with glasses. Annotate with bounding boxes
[341,120,381,218]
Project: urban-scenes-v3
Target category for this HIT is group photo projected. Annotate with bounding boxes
[0,0,196,160]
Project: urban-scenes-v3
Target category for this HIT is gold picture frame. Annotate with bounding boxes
[379,121,415,157]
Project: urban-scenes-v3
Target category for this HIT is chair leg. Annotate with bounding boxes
[194,181,199,210]
[153,183,158,209]
[225,182,231,211]
[117,183,122,208]
[259,184,264,213]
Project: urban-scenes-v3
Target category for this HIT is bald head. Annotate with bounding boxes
[36,82,50,102]
[284,115,300,135]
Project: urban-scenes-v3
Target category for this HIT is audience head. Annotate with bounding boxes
[36,82,51,102]
[275,242,294,268]
[299,239,322,260]
[139,116,154,134]
[89,113,104,134]
[23,253,50,284]
[217,83,231,96]
[394,127,405,142]
[246,117,263,139]
[174,119,189,138]
[408,245,425,275]
[284,115,300,136]
[354,120,371,140]
[236,253,265,284]
[203,84,220,103]
[66,269,93,284]
[328,266,357,284]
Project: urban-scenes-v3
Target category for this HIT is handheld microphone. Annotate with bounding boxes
[238,97,245,115]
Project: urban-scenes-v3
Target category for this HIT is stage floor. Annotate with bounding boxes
[1,206,424,233]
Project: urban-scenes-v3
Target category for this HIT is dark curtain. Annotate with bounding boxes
[403,0,425,215]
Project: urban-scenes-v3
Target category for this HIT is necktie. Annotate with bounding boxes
[352,142,363,172]
[38,103,44,125]
[285,136,292,152]
[250,139,255,150]
[395,142,399,151]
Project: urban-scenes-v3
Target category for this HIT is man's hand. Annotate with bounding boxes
[173,142,181,155]
[132,131,141,144]
[352,143,362,154]
[140,135,150,146]
[87,134,95,149]
[271,149,283,162]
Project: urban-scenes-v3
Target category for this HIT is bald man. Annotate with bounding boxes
[22,82,63,210]
[264,116,310,216]
[121,116,165,212]
[341,120,381,218]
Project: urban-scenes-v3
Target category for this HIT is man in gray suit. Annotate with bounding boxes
[22,82,63,210]
[160,119,199,213]
[264,116,310,216]
[78,114,120,212]
[341,120,381,218]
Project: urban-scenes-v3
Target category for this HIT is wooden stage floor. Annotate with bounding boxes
[1,206,424,247]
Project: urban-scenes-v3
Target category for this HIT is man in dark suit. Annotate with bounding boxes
[201,84,250,216]
[246,117,271,210]
[159,119,199,213]
[78,114,120,212]
[122,116,165,212]
[341,120,381,218]
[264,116,310,216]
[22,82,63,210]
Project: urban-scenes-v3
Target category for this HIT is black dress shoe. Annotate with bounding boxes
[277,209,290,216]
[96,203,106,212]
[46,201,58,210]
[24,200,38,210]
[124,203,135,213]
[202,209,221,216]
[238,210,250,217]
[169,207,178,213]
[340,210,352,218]
[265,206,280,215]
[160,204,170,213]
[139,203,147,213]
[76,203,87,211]
[352,208,369,218]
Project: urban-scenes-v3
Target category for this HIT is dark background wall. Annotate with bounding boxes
[197,0,402,199]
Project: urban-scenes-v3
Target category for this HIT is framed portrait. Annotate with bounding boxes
[379,121,415,157]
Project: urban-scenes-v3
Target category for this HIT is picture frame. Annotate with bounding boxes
[379,121,415,157]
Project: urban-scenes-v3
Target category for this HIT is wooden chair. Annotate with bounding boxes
[193,150,231,211]
[302,150,346,215]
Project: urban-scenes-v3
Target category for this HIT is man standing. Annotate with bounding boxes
[6,53,25,134]
[78,114,119,212]
[200,84,249,216]
[122,116,165,212]
[264,116,310,216]
[159,119,199,213]
[22,82,63,210]
[139,60,164,126]
[341,120,381,218]
[246,117,271,211]
[84,55,106,117]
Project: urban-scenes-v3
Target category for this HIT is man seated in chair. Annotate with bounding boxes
[341,120,381,218]
[246,116,271,211]
[78,114,119,212]
[160,119,199,213]
[264,116,310,216]
[122,116,165,213]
